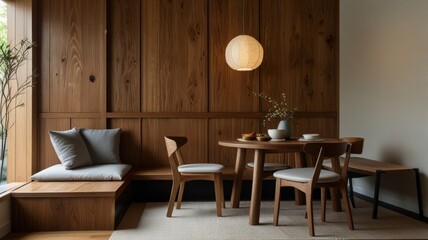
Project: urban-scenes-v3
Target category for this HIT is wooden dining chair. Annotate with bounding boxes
[164,136,225,217]
[322,137,364,208]
[273,142,354,236]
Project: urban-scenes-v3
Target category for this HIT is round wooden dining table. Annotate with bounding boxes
[218,138,343,225]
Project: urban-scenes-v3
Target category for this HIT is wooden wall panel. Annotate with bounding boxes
[141,119,207,168]
[209,118,259,167]
[209,0,259,112]
[108,0,141,112]
[38,119,70,170]
[34,0,339,173]
[293,117,338,138]
[70,119,104,129]
[260,0,338,113]
[6,0,37,182]
[43,0,105,113]
[142,0,208,112]
[109,119,142,167]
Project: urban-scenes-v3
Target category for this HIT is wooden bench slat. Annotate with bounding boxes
[347,157,414,175]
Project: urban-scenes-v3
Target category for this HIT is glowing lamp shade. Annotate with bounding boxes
[225,35,264,71]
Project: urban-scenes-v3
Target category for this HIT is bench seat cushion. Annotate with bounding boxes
[30,164,132,181]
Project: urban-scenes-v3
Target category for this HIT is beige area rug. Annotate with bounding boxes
[110,199,428,240]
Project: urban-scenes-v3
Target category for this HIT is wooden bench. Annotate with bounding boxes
[131,166,276,181]
[325,157,423,220]
[11,177,131,232]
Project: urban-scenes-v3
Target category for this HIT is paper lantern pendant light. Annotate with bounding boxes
[225,35,264,71]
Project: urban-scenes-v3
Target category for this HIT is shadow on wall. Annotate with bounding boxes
[380,145,405,165]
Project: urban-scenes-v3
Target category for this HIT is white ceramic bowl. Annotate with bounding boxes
[268,129,287,139]
[303,133,320,140]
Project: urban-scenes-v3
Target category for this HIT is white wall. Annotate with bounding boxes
[340,0,428,216]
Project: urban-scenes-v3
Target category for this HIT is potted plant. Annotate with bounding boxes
[0,38,35,184]
[253,92,298,139]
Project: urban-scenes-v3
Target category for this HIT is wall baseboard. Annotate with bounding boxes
[0,220,10,239]
[353,192,427,223]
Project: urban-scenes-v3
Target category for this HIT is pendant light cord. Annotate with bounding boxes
[242,0,245,35]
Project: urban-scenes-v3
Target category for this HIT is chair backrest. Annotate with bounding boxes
[304,142,352,185]
[341,137,364,154]
[164,136,188,177]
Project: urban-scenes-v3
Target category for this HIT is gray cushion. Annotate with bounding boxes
[49,128,92,169]
[30,164,132,181]
[178,163,224,173]
[80,128,121,164]
[273,168,340,183]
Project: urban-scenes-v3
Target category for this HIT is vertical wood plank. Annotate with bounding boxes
[6,0,37,182]
[108,0,140,112]
[142,0,208,112]
[209,0,260,112]
[260,0,338,113]
[109,119,142,167]
[39,0,50,113]
[38,118,70,170]
[141,119,206,168]
[48,0,105,113]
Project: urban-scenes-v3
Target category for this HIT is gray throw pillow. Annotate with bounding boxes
[49,128,93,169]
[79,128,121,164]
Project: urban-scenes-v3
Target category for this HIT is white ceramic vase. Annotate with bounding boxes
[277,119,292,139]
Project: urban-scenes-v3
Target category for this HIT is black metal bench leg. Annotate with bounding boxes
[348,177,356,208]
[372,170,382,219]
[414,168,424,220]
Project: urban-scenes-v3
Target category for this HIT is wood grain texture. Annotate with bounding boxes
[141,119,207,168]
[33,0,339,174]
[4,231,112,240]
[109,119,142,167]
[260,0,339,113]
[108,0,141,112]
[208,118,259,167]
[12,197,115,231]
[209,0,260,112]
[142,0,208,112]
[38,118,70,171]
[43,0,105,113]
[6,0,37,182]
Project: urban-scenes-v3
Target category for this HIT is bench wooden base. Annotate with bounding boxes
[11,180,131,232]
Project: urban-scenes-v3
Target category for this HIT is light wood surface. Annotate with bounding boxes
[219,139,343,225]
[6,0,37,182]
[108,0,141,112]
[11,180,130,232]
[3,231,112,240]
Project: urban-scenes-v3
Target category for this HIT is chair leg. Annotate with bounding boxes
[348,177,356,208]
[321,187,327,222]
[273,179,282,226]
[167,180,180,217]
[341,184,354,230]
[372,170,382,219]
[219,174,225,208]
[176,182,185,209]
[306,190,315,236]
[214,173,223,217]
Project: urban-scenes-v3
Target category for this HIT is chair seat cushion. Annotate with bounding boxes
[178,163,224,173]
[273,167,340,183]
[246,162,288,171]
